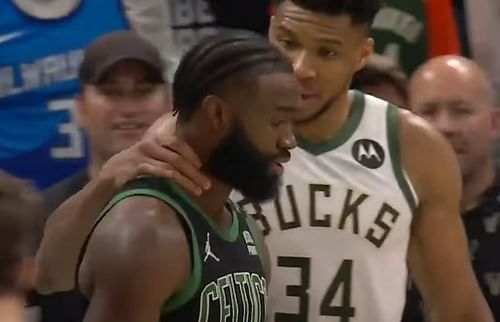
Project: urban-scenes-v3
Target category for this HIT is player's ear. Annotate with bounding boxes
[201,95,232,135]
[355,37,374,72]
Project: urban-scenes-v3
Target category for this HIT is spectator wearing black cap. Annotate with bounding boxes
[29,30,171,322]
[42,30,171,221]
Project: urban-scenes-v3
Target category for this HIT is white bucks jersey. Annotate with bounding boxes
[231,91,418,322]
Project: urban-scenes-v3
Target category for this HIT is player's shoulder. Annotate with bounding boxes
[106,176,190,238]
[397,109,451,155]
[81,194,191,299]
[87,194,191,272]
[358,91,447,154]
[397,109,461,202]
[106,194,188,250]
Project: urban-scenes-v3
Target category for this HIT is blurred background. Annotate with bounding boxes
[0,0,498,189]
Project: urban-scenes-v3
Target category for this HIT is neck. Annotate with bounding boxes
[0,295,24,322]
[461,157,496,213]
[294,91,352,143]
[176,123,233,230]
[189,176,233,229]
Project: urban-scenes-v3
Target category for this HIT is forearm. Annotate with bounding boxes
[430,300,493,322]
[409,221,494,322]
[35,174,118,293]
[458,302,494,322]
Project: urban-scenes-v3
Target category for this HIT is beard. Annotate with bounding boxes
[206,123,283,202]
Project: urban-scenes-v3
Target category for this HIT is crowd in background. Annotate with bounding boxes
[1,0,500,321]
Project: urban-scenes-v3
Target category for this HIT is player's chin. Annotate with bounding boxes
[293,105,324,123]
[244,173,282,203]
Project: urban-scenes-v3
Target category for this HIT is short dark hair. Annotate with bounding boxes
[0,171,43,294]
[276,0,383,25]
[173,29,294,121]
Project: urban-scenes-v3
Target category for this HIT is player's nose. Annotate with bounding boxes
[279,133,297,151]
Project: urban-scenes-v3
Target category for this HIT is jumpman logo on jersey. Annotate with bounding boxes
[204,232,220,262]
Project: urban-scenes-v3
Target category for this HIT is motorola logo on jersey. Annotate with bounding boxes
[352,139,385,169]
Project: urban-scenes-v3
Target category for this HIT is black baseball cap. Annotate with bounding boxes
[79,30,166,84]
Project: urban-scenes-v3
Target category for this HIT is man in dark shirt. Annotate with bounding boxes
[404,55,500,321]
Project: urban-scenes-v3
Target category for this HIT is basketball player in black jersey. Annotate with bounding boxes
[75,30,299,322]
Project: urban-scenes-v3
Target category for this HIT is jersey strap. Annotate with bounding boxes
[75,178,203,312]
[386,104,418,211]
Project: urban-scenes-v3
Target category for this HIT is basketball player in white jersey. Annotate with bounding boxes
[36,1,493,321]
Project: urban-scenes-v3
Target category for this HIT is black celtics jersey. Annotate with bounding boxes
[77,177,267,322]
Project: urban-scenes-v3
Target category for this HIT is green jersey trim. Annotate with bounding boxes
[92,188,203,313]
[169,182,240,242]
[297,90,365,155]
[386,105,418,211]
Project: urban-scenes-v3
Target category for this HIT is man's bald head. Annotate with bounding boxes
[409,55,499,181]
[410,55,496,107]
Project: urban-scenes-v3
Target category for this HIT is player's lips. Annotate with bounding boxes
[270,154,291,175]
[271,162,284,175]
[300,91,321,107]
[301,93,320,101]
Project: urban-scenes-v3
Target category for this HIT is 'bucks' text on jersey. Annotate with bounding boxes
[232,91,418,322]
